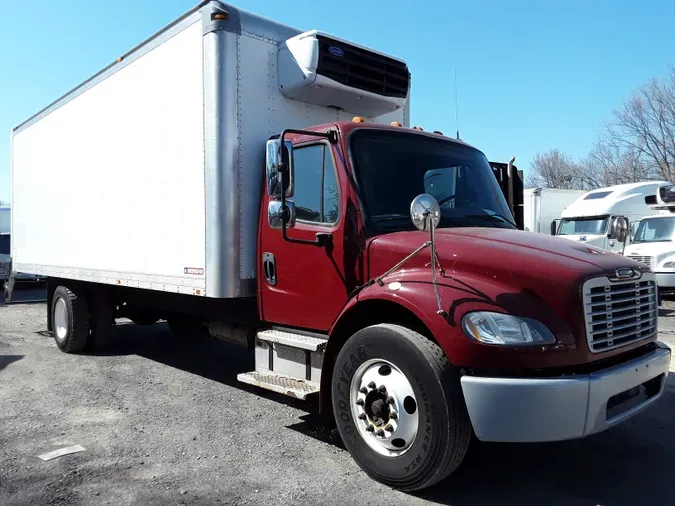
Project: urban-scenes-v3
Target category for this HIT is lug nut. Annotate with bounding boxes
[366,425,374,432]
[378,385,387,393]
[389,412,397,420]
[386,396,395,404]
[359,387,368,394]
[376,429,385,437]
[384,424,393,432]
[358,413,367,420]
[356,399,364,406]
[367,381,376,389]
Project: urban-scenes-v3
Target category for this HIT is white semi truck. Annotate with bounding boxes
[556,181,669,253]
[625,183,675,293]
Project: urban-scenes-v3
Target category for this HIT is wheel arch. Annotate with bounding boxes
[320,297,438,418]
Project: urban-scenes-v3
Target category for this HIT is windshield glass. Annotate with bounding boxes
[557,216,609,235]
[0,235,9,255]
[349,130,516,231]
[633,217,675,243]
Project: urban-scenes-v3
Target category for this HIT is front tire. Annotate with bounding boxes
[51,285,91,353]
[331,324,472,491]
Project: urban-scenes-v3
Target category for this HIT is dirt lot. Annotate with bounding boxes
[1,297,674,506]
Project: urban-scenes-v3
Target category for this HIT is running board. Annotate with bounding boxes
[237,329,327,399]
[257,329,327,351]
[237,371,320,400]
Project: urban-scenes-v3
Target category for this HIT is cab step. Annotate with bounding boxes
[237,371,320,400]
[256,329,327,351]
[237,329,327,399]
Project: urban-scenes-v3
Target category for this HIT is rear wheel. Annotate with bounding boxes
[51,285,91,353]
[331,324,472,491]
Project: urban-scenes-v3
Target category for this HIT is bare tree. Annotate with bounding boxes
[584,137,655,186]
[606,65,675,182]
[526,149,589,189]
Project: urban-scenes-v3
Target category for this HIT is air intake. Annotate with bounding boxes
[278,30,409,117]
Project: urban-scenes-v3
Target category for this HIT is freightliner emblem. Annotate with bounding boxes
[615,268,635,279]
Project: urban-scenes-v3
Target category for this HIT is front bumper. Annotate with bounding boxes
[655,272,675,289]
[461,342,671,442]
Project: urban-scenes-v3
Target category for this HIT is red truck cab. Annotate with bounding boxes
[256,119,671,489]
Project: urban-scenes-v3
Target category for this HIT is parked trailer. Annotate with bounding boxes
[10,1,671,491]
[523,188,585,234]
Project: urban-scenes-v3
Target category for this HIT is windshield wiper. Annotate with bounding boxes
[372,214,464,227]
[372,214,411,223]
[464,213,517,228]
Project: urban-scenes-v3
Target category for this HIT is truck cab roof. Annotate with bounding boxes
[560,181,670,219]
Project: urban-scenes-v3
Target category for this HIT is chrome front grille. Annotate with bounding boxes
[583,273,658,353]
[627,255,655,270]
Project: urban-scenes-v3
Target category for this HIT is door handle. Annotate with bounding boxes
[262,252,276,286]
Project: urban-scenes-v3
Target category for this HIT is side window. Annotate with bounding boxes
[291,144,340,224]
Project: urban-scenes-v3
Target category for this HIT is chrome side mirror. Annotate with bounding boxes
[410,193,441,231]
[268,200,296,229]
[266,139,294,198]
[611,215,629,243]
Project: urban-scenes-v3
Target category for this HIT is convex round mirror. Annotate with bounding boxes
[612,216,629,243]
[410,193,441,231]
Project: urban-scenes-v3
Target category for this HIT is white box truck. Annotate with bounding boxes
[10,0,671,491]
[522,188,585,234]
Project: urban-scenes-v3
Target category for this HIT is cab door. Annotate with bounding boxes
[259,140,350,332]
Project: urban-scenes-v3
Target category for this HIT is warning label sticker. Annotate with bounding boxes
[184,267,205,275]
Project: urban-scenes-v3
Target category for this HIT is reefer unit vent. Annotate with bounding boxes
[278,30,410,117]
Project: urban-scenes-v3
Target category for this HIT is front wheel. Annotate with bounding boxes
[331,324,472,491]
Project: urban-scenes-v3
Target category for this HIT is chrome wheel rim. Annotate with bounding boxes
[54,297,68,342]
[350,359,419,457]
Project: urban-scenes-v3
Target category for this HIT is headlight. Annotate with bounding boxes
[663,261,675,268]
[461,311,556,346]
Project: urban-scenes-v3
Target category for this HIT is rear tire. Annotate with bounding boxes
[51,285,91,353]
[331,324,472,491]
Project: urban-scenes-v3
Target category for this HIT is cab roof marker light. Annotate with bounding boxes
[433,130,443,135]
[390,121,402,127]
[412,126,423,131]
[352,116,365,123]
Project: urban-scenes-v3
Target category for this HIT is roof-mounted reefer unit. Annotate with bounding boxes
[278,30,410,117]
[649,183,675,212]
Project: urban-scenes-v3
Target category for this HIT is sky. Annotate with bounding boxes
[1,0,675,203]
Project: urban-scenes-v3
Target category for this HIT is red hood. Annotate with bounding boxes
[367,227,644,332]
[364,227,651,371]
[368,227,640,286]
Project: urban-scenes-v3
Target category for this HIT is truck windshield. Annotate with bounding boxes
[0,235,9,255]
[349,130,516,231]
[633,217,675,243]
[557,216,609,235]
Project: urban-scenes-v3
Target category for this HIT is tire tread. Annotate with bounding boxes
[362,324,472,490]
[54,286,91,353]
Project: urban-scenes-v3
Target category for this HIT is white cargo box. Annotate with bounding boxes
[10,1,410,298]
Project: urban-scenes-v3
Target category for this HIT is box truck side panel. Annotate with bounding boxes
[12,19,206,295]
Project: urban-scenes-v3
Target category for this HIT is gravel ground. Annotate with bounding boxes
[0,297,674,506]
